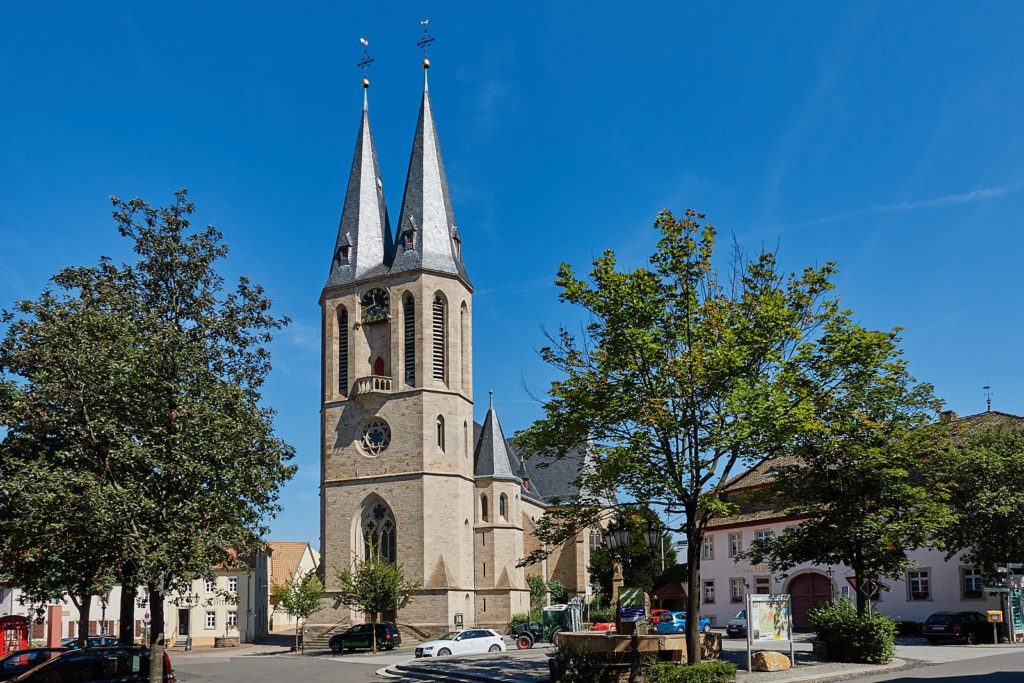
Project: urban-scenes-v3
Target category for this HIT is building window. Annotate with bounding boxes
[754,530,772,544]
[464,421,469,459]
[962,567,983,599]
[702,536,714,561]
[729,578,744,603]
[227,611,238,628]
[908,569,931,600]
[432,295,446,382]
[499,494,507,520]
[481,495,489,522]
[362,501,397,563]
[338,307,349,395]
[460,301,469,392]
[728,533,741,558]
[754,576,771,595]
[589,529,602,551]
[228,577,238,594]
[703,580,716,604]
[403,294,415,384]
[483,598,487,612]
[204,579,216,593]
[436,415,445,451]
[205,611,216,630]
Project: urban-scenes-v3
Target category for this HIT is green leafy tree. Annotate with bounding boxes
[517,209,886,663]
[1,190,295,680]
[0,282,141,645]
[742,324,944,615]
[935,425,1024,574]
[272,570,326,653]
[335,551,421,653]
[527,574,548,611]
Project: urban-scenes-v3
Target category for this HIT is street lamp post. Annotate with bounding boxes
[826,567,835,600]
[99,593,109,636]
[605,515,663,683]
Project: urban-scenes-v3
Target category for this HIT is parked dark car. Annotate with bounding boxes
[61,636,120,649]
[726,609,747,638]
[329,622,401,653]
[10,646,174,683]
[0,649,66,681]
[922,611,993,645]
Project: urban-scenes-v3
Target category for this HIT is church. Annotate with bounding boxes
[315,54,596,636]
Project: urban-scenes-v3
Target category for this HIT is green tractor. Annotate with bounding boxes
[513,603,583,649]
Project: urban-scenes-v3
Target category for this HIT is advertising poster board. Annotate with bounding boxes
[745,594,794,671]
[618,587,646,623]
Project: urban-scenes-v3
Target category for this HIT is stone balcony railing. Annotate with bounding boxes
[353,375,393,396]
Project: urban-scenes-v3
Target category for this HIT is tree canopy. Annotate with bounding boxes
[517,209,917,662]
[0,190,295,671]
[334,551,421,652]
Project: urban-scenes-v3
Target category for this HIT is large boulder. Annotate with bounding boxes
[751,651,792,672]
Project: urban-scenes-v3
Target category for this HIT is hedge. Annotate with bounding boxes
[643,661,737,683]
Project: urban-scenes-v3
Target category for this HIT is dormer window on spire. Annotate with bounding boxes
[336,245,350,264]
[403,229,415,247]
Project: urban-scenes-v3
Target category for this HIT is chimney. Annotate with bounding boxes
[940,410,957,422]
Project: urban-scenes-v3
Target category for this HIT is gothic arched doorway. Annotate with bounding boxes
[789,572,832,629]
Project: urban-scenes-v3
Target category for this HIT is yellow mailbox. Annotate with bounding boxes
[986,610,1004,624]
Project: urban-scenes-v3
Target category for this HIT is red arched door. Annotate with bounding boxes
[789,572,832,629]
[374,357,385,376]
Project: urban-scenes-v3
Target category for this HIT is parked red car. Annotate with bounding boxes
[592,622,617,633]
[650,609,671,625]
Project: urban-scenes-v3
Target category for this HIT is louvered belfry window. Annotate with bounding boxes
[403,295,415,383]
[432,295,446,381]
[338,306,349,395]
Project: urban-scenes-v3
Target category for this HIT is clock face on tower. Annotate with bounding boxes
[360,287,390,324]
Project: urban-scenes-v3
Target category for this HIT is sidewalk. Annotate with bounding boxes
[168,642,292,659]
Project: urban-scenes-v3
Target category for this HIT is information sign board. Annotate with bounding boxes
[745,594,794,672]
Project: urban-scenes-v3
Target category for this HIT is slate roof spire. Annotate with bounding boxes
[474,392,520,481]
[325,78,393,289]
[391,58,470,285]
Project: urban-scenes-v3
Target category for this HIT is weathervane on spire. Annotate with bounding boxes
[357,37,374,88]
[418,19,435,69]
[984,385,992,412]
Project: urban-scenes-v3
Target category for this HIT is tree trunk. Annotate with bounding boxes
[148,584,165,683]
[371,613,377,654]
[71,592,92,648]
[686,527,702,665]
[119,584,137,644]
[294,620,300,653]
[852,552,866,617]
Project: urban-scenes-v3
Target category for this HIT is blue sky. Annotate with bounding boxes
[2,3,1022,544]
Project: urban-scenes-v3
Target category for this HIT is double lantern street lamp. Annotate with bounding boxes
[604,515,665,683]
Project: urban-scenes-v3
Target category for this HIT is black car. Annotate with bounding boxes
[0,649,66,681]
[61,636,120,650]
[329,622,402,653]
[10,646,174,683]
[922,611,993,645]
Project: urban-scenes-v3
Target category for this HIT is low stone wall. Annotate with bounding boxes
[213,636,239,648]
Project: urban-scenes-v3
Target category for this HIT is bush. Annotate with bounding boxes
[644,661,737,683]
[507,610,540,634]
[590,606,616,623]
[810,599,896,664]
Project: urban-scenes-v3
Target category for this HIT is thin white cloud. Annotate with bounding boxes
[808,181,1024,226]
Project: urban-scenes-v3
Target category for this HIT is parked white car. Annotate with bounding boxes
[414,629,507,657]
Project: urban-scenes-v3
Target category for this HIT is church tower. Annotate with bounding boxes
[319,58,477,633]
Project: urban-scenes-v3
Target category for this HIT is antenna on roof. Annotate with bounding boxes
[983,385,992,412]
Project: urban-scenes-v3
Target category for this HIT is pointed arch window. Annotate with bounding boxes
[436,415,446,451]
[337,306,349,396]
[362,502,396,564]
[499,494,507,520]
[481,495,489,522]
[432,295,446,382]
[403,294,415,384]
[460,301,469,392]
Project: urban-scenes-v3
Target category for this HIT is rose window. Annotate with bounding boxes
[360,418,392,455]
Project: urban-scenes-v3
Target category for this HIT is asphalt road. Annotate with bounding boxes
[173,652,386,683]
[854,648,1024,681]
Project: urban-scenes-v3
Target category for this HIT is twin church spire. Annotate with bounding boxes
[325,50,469,291]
